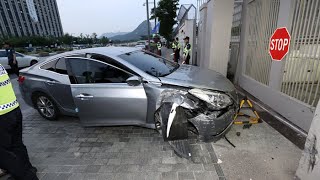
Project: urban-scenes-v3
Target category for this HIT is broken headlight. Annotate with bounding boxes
[188,89,232,110]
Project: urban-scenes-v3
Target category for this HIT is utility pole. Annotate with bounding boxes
[154,0,157,27]
[146,0,151,50]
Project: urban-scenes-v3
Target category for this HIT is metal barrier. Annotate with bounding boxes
[281,0,320,107]
[245,0,280,85]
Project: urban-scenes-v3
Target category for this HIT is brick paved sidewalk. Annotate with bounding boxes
[0,110,222,180]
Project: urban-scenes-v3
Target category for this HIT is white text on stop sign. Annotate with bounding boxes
[270,38,289,51]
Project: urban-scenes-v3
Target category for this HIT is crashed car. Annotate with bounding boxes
[19,47,238,158]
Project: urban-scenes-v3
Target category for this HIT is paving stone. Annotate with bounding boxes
[68,173,85,180]
[187,164,204,171]
[203,163,216,171]
[178,171,195,180]
[55,173,72,180]
[85,165,102,173]
[40,173,59,180]
[194,171,219,180]
[162,172,178,180]
[145,172,162,180]
[107,158,121,165]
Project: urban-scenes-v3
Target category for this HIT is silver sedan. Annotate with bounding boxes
[19,47,238,158]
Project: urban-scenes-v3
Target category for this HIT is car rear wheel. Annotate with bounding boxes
[30,60,38,66]
[34,93,59,120]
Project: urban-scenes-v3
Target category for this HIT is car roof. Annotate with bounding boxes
[60,46,138,57]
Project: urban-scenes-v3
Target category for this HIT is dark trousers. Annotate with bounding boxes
[174,50,180,63]
[0,108,38,180]
[9,63,19,76]
[185,55,190,65]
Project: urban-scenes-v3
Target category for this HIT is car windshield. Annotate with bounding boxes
[119,50,179,77]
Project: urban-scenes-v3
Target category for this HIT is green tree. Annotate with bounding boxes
[59,33,74,45]
[91,33,98,43]
[100,36,109,45]
[151,0,179,40]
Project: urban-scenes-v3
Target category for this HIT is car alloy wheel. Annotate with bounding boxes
[36,96,56,119]
[30,60,38,66]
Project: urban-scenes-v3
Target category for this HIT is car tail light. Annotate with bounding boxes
[18,76,25,84]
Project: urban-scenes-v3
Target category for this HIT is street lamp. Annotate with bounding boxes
[144,0,151,50]
[143,0,157,27]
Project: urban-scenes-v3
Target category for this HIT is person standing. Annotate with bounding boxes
[0,64,38,180]
[174,38,181,63]
[3,42,19,76]
[182,36,192,65]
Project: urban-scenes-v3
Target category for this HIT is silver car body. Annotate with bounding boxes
[19,47,238,158]
[0,49,40,69]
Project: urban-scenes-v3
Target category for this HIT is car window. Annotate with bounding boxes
[0,51,7,57]
[67,58,132,84]
[55,58,68,75]
[15,53,23,57]
[41,60,58,71]
[119,50,179,77]
[40,58,68,75]
[89,54,136,75]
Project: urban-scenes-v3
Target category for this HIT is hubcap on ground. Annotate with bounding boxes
[37,96,54,118]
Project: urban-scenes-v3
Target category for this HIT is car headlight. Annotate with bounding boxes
[188,89,232,110]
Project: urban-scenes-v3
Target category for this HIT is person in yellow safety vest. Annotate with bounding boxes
[182,36,192,65]
[0,64,38,180]
[157,41,162,56]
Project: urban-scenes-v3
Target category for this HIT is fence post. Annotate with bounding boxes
[234,0,249,84]
[268,0,294,90]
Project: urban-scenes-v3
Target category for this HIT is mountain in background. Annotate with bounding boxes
[109,21,150,41]
[99,32,128,38]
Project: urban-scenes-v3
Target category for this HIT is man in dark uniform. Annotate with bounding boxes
[3,42,19,76]
[182,36,191,65]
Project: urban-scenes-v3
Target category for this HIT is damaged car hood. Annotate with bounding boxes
[159,65,235,92]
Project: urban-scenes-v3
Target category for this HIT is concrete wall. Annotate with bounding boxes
[198,0,234,76]
[197,4,208,68]
[296,100,320,179]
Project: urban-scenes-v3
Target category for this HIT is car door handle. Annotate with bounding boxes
[45,80,56,85]
[75,94,94,99]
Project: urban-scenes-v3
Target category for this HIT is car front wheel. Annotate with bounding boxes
[34,93,59,120]
[30,60,38,66]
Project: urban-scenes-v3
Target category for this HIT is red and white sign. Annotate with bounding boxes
[269,27,291,61]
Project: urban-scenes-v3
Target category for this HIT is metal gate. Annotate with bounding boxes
[236,0,320,132]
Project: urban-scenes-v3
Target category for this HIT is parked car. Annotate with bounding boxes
[0,49,40,69]
[134,44,146,49]
[19,47,238,158]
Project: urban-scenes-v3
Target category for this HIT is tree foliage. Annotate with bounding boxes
[0,33,109,47]
[151,0,179,40]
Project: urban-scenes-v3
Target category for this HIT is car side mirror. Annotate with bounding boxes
[126,76,142,86]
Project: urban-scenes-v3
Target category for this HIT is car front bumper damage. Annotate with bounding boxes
[155,89,237,159]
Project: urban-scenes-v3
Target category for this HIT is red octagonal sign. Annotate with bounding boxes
[269,27,291,61]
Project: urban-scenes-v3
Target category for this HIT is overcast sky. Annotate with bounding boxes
[56,0,197,36]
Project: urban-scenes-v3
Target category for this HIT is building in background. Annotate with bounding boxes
[0,0,63,38]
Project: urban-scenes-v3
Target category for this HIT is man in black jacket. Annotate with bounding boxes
[3,42,19,76]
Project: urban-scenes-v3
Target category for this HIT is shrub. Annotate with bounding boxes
[38,52,50,57]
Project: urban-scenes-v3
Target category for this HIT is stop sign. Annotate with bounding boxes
[269,27,291,61]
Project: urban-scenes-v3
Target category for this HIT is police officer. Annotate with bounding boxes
[152,34,162,56]
[157,40,162,56]
[0,64,38,180]
[3,42,19,76]
[182,36,191,65]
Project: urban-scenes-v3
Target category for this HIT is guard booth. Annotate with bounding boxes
[234,0,320,132]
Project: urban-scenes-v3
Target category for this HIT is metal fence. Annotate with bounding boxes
[245,0,280,85]
[281,0,320,107]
